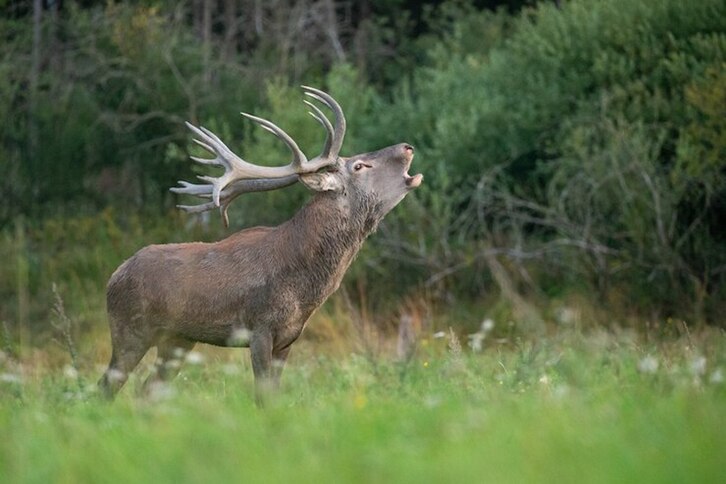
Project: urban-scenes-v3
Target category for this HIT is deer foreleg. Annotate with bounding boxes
[250,331,274,405]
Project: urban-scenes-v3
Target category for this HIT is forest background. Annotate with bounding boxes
[1,0,725,349]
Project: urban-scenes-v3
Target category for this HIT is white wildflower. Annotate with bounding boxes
[105,369,125,384]
[468,319,494,352]
[432,331,446,339]
[63,364,79,380]
[185,351,205,365]
[709,368,723,384]
[637,355,659,374]
[0,372,22,384]
[555,307,577,325]
[539,374,550,385]
[468,332,485,352]
[228,328,252,346]
[690,356,707,377]
[172,347,187,359]
[146,381,176,402]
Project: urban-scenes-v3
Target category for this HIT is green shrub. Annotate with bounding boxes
[377,0,726,319]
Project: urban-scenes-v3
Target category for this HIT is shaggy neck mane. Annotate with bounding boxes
[289,191,381,251]
[272,192,382,298]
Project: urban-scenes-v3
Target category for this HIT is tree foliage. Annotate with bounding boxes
[374,0,726,318]
[1,0,725,324]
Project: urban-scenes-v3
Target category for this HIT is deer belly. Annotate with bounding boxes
[176,320,252,348]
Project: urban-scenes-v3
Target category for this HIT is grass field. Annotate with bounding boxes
[1,318,724,484]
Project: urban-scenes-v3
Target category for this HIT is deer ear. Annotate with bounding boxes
[299,172,344,192]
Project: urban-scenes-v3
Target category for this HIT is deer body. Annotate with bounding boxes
[107,193,368,350]
[99,88,422,399]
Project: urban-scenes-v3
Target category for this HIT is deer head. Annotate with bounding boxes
[171,86,422,227]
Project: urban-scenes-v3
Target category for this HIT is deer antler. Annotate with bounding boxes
[171,86,347,227]
[301,85,346,161]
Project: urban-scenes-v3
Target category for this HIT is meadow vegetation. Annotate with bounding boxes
[2,0,725,332]
[1,314,725,483]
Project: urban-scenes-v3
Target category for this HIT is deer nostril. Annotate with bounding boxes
[404,144,414,153]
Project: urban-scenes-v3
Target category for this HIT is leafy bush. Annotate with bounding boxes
[376,0,726,319]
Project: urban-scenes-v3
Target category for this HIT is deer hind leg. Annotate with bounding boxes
[142,335,196,393]
[271,345,291,389]
[98,329,152,400]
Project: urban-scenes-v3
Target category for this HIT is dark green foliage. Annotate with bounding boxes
[1,0,725,330]
[1,4,268,220]
[374,0,726,318]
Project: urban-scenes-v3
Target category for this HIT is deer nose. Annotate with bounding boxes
[403,144,414,154]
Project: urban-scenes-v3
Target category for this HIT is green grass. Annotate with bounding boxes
[1,328,725,483]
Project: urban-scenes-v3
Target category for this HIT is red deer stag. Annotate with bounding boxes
[98,86,422,399]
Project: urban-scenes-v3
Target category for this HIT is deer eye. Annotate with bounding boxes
[353,162,371,172]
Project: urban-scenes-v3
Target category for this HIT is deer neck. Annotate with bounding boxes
[289,191,379,257]
[278,192,380,302]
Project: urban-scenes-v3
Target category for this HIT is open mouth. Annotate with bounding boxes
[405,173,423,188]
[404,155,423,189]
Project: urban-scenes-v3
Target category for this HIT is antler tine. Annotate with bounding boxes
[240,112,307,169]
[301,85,347,161]
[177,199,234,231]
[304,100,334,158]
[184,122,240,206]
[170,180,212,196]
[177,197,232,228]
[191,137,216,154]
[175,175,299,228]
